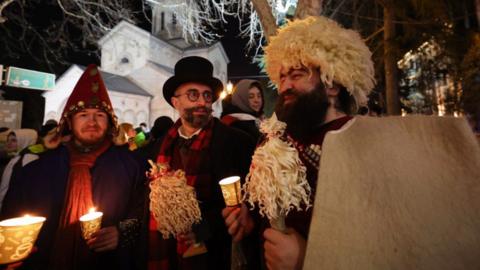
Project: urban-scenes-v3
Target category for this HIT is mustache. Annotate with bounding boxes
[81,126,101,131]
[279,89,299,99]
[184,106,213,114]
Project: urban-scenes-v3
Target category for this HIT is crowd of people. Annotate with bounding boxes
[1,14,467,270]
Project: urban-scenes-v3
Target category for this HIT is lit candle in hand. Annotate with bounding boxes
[219,176,242,207]
[79,208,103,240]
[0,215,46,264]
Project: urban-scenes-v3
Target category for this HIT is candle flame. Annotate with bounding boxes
[89,207,96,214]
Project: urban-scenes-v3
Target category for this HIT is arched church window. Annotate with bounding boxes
[161,12,165,30]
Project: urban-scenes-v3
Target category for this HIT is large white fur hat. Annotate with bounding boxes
[264,16,375,105]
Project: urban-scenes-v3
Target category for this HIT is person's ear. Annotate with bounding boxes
[171,96,179,109]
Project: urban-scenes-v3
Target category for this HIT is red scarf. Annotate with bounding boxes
[50,139,111,270]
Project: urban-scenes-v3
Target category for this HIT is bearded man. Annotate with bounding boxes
[1,65,147,270]
[147,56,255,270]
[222,16,376,270]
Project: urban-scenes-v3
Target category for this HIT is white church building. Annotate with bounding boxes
[43,4,229,127]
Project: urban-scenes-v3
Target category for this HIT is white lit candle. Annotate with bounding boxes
[0,215,46,264]
[79,208,103,222]
[219,176,242,206]
[79,208,103,240]
[0,215,46,227]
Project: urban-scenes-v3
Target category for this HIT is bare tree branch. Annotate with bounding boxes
[295,0,323,19]
[250,0,277,41]
[0,0,15,23]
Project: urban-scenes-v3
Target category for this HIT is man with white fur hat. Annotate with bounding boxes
[222,16,376,270]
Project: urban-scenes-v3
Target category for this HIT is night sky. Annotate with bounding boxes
[0,6,277,118]
[219,17,264,79]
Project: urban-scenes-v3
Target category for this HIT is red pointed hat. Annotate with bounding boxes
[57,64,118,134]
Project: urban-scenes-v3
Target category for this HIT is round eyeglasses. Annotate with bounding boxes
[174,89,214,103]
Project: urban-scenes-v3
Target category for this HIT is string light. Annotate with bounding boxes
[226,81,233,95]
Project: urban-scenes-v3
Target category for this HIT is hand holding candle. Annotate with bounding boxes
[219,176,248,270]
[79,208,103,240]
[0,215,46,265]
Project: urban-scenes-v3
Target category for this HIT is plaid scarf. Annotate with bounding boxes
[149,118,214,270]
[156,119,214,186]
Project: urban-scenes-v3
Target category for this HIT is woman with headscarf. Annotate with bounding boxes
[0,128,39,210]
[221,79,265,142]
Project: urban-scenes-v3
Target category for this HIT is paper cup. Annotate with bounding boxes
[219,176,242,206]
[0,216,46,264]
[79,211,103,240]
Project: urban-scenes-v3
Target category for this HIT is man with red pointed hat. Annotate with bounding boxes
[147,56,256,270]
[1,65,147,270]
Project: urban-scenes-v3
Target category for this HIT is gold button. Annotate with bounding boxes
[91,82,99,93]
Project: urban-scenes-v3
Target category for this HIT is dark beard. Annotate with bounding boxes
[275,85,329,141]
[183,106,213,128]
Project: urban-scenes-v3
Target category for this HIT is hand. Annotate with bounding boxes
[222,203,255,242]
[4,262,23,270]
[177,231,196,246]
[87,226,119,252]
[263,228,306,270]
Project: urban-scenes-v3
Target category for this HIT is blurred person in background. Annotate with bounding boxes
[114,122,138,151]
[221,79,265,142]
[137,116,174,160]
[0,123,60,211]
[3,129,38,157]
[0,128,38,192]
[138,122,150,140]
[150,117,173,141]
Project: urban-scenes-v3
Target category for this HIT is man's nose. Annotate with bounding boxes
[87,114,98,123]
[196,96,207,106]
[279,78,293,93]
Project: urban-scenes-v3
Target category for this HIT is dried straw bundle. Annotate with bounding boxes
[243,114,311,229]
[148,161,201,239]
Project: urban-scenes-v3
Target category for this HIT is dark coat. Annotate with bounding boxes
[220,102,262,143]
[148,118,256,270]
[1,144,148,270]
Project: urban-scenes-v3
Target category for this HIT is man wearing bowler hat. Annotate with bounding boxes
[147,56,255,270]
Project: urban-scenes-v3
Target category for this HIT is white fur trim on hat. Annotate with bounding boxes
[264,16,376,105]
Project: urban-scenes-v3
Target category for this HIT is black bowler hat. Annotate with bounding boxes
[163,56,224,106]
